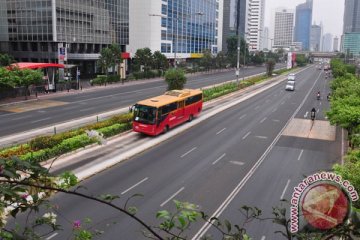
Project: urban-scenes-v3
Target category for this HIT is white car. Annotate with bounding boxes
[287,74,296,81]
[285,80,295,91]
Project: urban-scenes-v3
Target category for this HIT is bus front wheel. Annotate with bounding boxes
[188,115,194,122]
[163,125,169,134]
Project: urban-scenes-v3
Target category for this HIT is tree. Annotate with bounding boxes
[133,48,153,72]
[215,51,227,69]
[97,44,123,77]
[226,35,247,67]
[295,54,307,67]
[266,58,276,76]
[0,53,15,67]
[97,47,113,77]
[199,49,213,71]
[164,68,187,90]
[250,52,265,65]
[108,43,123,75]
[13,68,43,99]
[152,51,169,71]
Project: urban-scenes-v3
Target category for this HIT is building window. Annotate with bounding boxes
[161,17,167,27]
[162,4,167,15]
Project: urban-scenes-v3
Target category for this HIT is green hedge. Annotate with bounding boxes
[97,123,132,138]
[20,134,96,162]
[133,70,162,80]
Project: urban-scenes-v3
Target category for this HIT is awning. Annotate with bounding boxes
[9,62,65,70]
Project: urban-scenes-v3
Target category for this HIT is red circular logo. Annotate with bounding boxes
[301,183,350,230]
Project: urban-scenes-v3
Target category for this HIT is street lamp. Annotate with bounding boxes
[150,12,204,68]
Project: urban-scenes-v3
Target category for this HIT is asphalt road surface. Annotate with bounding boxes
[8,66,341,240]
[0,65,285,137]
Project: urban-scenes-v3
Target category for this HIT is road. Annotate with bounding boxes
[0,65,284,137]
[9,66,341,240]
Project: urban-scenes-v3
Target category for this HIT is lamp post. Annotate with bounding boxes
[150,12,204,68]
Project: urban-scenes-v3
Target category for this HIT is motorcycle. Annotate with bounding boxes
[316,93,320,100]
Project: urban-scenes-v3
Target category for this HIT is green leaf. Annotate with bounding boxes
[224,219,232,233]
[156,210,170,219]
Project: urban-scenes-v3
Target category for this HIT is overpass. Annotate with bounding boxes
[295,51,339,63]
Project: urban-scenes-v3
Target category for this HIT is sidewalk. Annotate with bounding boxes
[0,68,234,107]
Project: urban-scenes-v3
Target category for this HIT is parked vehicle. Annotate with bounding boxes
[132,89,203,136]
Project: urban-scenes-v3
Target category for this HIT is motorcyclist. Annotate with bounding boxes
[327,93,331,101]
[316,91,320,100]
[311,107,316,120]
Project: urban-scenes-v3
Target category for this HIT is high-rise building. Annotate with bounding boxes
[310,23,322,51]
[322,33,333,52]
[245,0,265,52]
[294,0,313,50]
[129,0,222,61]
[0,0,129,77]
[273,8,294,49]
[333,36,339,51]
[343,33,360,56]
[343,0,360,33]
[261,27,269,50]
[222,0,246,53]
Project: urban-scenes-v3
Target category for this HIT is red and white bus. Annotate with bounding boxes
[132,89,203,136]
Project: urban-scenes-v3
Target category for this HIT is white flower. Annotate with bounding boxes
[25,195,34,204]
[43,212,57,225]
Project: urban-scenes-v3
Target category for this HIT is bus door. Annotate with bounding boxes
[176,100,185,124]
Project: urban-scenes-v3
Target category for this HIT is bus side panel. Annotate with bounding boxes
[185,101,203,119]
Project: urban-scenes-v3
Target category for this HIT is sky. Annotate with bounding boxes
[264,0,345,38]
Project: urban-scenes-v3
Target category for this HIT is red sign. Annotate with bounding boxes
[121,52,130,59]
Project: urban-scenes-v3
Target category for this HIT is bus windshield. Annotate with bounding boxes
[133,104,157,125]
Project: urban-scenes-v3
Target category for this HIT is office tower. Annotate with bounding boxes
[294,0,313,50]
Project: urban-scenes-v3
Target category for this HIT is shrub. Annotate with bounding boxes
[98,123,132,138]
[0,144,30,158]
[164,69,187,90]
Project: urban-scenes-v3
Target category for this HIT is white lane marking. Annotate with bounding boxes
[255,106,260,110]
[297,149,304,161]
[272,108,277,113]
[239,114,247,120]
[255,136,268,139]
[260,117,267,123]
[242,131,251,140]
[216,128,226,135]
[230,161,245,166]
[261,236,266,240]
[121,177,149,195]
[31,117,51,124]
[181,147,197,158]
[280,179,291,200]
[160,187,185,207]
[212,153,226,165]
[192,69,323,240]
[304,111,309,118]
[38,110,46,113]
[80,107,95,112]
[272,119,280,122]
[12,115,32,121]
[46,232,59,240]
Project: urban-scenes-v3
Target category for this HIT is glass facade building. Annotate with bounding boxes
[343,0,360,33]
[160,0,219,55]
[222,0,246,53]
[343,32,360,56]
[0,0,129,76]
[294,0,312,51]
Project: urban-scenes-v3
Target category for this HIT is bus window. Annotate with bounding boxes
[178,101,185,109]
[185,94,202,106]
[134,104,157,125]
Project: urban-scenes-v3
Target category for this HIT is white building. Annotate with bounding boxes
[128,0,223,61]
[261,27,269,50]
[272,8,294,49]
[322,33,333,52]
[245,0,265,51]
